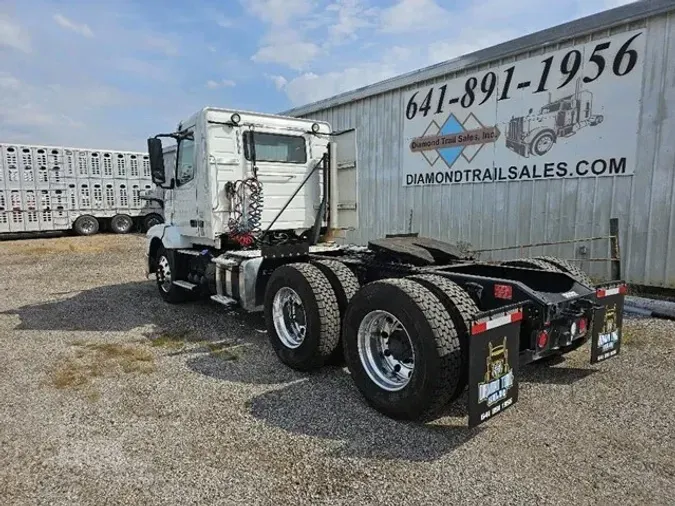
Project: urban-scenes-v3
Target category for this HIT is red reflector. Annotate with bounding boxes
[578,317,588,334]
[471,322,487,335]
[494,284,513,300]
[537,330,549,349]
[619,284,628,295]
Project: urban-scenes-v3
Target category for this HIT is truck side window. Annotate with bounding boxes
[243,132,307,164]
[176,135,195,186]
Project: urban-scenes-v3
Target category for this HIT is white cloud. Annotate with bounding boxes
[144,35,179,57]
[252,42,320,70]
[326,0,379,44]
[206,79,236,89]
[268,74,288,91]
[379,0,448,33]
[0,13,31,52]
[53,14,94,38]
[243,0,315,26]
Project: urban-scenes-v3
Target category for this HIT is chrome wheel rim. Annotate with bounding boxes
[157,255,172,292]
[272,287,307,349]
[357,310,415,392]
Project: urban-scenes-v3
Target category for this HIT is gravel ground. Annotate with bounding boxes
[0,234,674,506]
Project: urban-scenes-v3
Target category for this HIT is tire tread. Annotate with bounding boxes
[375,277,461,420]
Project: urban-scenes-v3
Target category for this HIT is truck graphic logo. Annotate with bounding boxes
[505,78,605,158]
[410,113,500,169]
[478,336,514,408]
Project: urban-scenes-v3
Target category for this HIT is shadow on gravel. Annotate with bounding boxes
[520,363,598,385]
[245,367,484,462]
[2,281,266,342]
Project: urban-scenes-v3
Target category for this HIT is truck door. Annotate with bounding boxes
[330,129,358,232]
[172,127,201,238]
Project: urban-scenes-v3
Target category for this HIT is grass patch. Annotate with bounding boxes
[208,342,246,361]
[149,329,195,349]
[50,341,156,391]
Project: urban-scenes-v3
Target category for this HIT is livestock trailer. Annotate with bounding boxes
[0,142,164,236]
[283,0,675,289]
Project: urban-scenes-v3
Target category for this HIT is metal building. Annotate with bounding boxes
[283,0,675,289]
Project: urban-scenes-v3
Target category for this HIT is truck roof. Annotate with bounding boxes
[177,107,332,134]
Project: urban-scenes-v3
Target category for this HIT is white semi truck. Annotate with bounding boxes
[144,107,627,427]
[0,142,164,236]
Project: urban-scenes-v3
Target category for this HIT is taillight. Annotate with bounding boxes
[537,330,549,349]
[578,317,588,335]
[494,284,513,300]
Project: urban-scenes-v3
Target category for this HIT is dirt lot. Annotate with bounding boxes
[1,234,674,505]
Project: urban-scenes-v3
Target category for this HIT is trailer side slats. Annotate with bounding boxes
[0,142,161,234]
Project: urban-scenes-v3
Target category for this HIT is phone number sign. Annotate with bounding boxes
[401,30,646,186]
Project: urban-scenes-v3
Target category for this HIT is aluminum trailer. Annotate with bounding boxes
[0,142,164,236]
[143,107,626,427]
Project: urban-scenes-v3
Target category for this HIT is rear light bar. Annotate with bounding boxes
[596,284,627,298]
[471,308,523,335]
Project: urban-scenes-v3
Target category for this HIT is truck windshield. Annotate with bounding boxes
[243,131,307,164]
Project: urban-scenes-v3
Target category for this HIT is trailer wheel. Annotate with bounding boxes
[501,258,562,272]
[407,274,479,402]
[110,214,134,234]
[72,215,99,236]
[155,245,190,303]
[342,278,461,421]
[264,263,340,371]
[532,255,594,287]
[311,259,360,365]
[143,213,164,232]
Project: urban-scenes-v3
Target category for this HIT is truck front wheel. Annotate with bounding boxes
[155,245,190,304]
[342,278,461,421]
[264,263,341,371]
[531,131,555,156]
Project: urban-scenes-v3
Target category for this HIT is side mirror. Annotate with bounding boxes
[147,137,166,184]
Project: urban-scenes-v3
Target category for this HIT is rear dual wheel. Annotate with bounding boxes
[342,276,477,421]
[264,262,477,421]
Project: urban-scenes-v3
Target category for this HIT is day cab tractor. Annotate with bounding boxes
[506,78,604,158]
[144,106,626,427]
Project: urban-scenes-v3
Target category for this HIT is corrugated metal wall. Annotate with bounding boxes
[297,11,675,288]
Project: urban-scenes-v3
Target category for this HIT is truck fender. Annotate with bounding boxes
[145,224,192,275]
[522,126,555,145]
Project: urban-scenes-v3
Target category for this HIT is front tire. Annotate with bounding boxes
[155,245,190,304]
[264,263,341,371]
[531,131,555,156]
[342,278,461,421]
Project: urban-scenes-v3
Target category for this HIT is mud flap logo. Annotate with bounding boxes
[468,313,520,428]
[591,290,624,364]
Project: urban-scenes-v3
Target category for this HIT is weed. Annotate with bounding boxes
[50,341,156,391]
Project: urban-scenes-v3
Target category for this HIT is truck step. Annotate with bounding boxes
[177,249,202,256]
[173,280,198,290]
[210,294,237,307]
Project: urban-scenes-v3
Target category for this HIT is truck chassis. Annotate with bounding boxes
[146,233,626,428]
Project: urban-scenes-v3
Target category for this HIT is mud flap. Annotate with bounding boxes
[467,305,524,428]
[590,282,627,364]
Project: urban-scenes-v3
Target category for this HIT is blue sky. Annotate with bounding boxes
[0,0,630,151]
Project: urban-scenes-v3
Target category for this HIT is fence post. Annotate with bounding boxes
[609,218,621,281]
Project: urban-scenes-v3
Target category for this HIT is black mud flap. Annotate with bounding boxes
[467,304,524,428]
[590,281,627,364]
